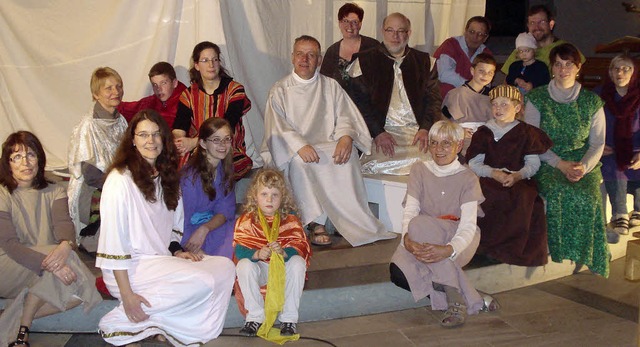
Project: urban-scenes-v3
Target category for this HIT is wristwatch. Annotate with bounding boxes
[448,246,457,260]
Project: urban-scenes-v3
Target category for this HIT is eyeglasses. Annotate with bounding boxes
[527,19,549,27]
[384,28,409,36]
[467,29,488,38]
[553,61,576,69]
[198,57,220,65]
[9,152,37,164]
[341,19,360,26]
[135,132,162,140]
[612,66,633,73]
[429,140,454,150]
[206,137,232,145]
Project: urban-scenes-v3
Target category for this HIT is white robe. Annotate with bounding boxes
[67,107,127,237]
[96,170,235,347]
[261,71,396,246]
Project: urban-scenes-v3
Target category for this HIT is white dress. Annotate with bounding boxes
[261,71,396,246]
[96,170,235,347]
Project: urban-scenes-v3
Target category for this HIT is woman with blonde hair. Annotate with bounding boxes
[68,67,128,251]
[390,120,498,329]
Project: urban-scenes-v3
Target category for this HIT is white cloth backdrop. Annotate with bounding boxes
[0,0,484,169]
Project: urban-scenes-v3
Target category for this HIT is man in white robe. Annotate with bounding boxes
[261,35,396,247]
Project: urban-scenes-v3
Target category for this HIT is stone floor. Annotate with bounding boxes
[24,257,640,347]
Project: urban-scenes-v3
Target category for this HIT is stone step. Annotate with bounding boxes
[306,236,399,289]
[9,230,637,333]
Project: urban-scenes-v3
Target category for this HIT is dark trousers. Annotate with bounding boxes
[389,262,410,292]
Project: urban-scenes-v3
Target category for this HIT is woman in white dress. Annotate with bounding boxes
[96,110,235,346]
[0,131,101,347]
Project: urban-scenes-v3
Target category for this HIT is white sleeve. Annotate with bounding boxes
[447,201,478,260]
[263,85,309,168]
[581,107,606,173]
[468,153,494,177]
[519,154,541,179]
[524,101,561,167]
[436,54,466,87]
[172,197,184,243]
[400,195,421,247]
[96,171,133,270]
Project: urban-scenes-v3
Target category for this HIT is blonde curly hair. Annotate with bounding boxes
[243,168,298,217]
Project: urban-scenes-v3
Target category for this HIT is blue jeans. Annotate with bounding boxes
[604,179,640,217]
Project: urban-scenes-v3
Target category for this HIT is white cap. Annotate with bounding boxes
[515,32,537,49]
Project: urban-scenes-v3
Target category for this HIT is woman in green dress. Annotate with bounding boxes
[524,43,608,277]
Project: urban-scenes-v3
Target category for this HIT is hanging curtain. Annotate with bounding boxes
[0,0,484,169]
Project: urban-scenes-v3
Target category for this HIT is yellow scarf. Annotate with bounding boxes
[256,209,300,344]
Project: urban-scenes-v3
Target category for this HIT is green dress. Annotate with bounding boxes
[527,86,609,277]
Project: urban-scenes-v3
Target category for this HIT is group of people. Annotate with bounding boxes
[1,2,639,346]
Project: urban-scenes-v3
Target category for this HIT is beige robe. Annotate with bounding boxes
[261,71,396,246]
[442,85,492,155]
[0,184,101,346]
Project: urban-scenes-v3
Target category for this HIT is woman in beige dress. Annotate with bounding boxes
[0,131,101,347]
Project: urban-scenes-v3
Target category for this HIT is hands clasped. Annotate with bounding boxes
[557,160,585,182]
[491,170,523,188]
[404,236,453,264]
[254,242,285,261]
[43,242,76,285]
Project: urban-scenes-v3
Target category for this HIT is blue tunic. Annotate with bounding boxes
[180,164,236,258]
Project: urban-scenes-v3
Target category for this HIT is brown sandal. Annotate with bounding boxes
[8,325,30,347]
[307,222,332,246]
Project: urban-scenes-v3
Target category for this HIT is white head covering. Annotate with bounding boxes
[515,32,537,49]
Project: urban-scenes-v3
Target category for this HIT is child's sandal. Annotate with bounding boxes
[8,325,30,347]
[440,302,466,328]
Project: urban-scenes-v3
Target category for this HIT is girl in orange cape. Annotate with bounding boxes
[233,168,311,341]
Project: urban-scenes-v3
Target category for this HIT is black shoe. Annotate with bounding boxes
[239,321,261,337]
[280,322,297,336]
